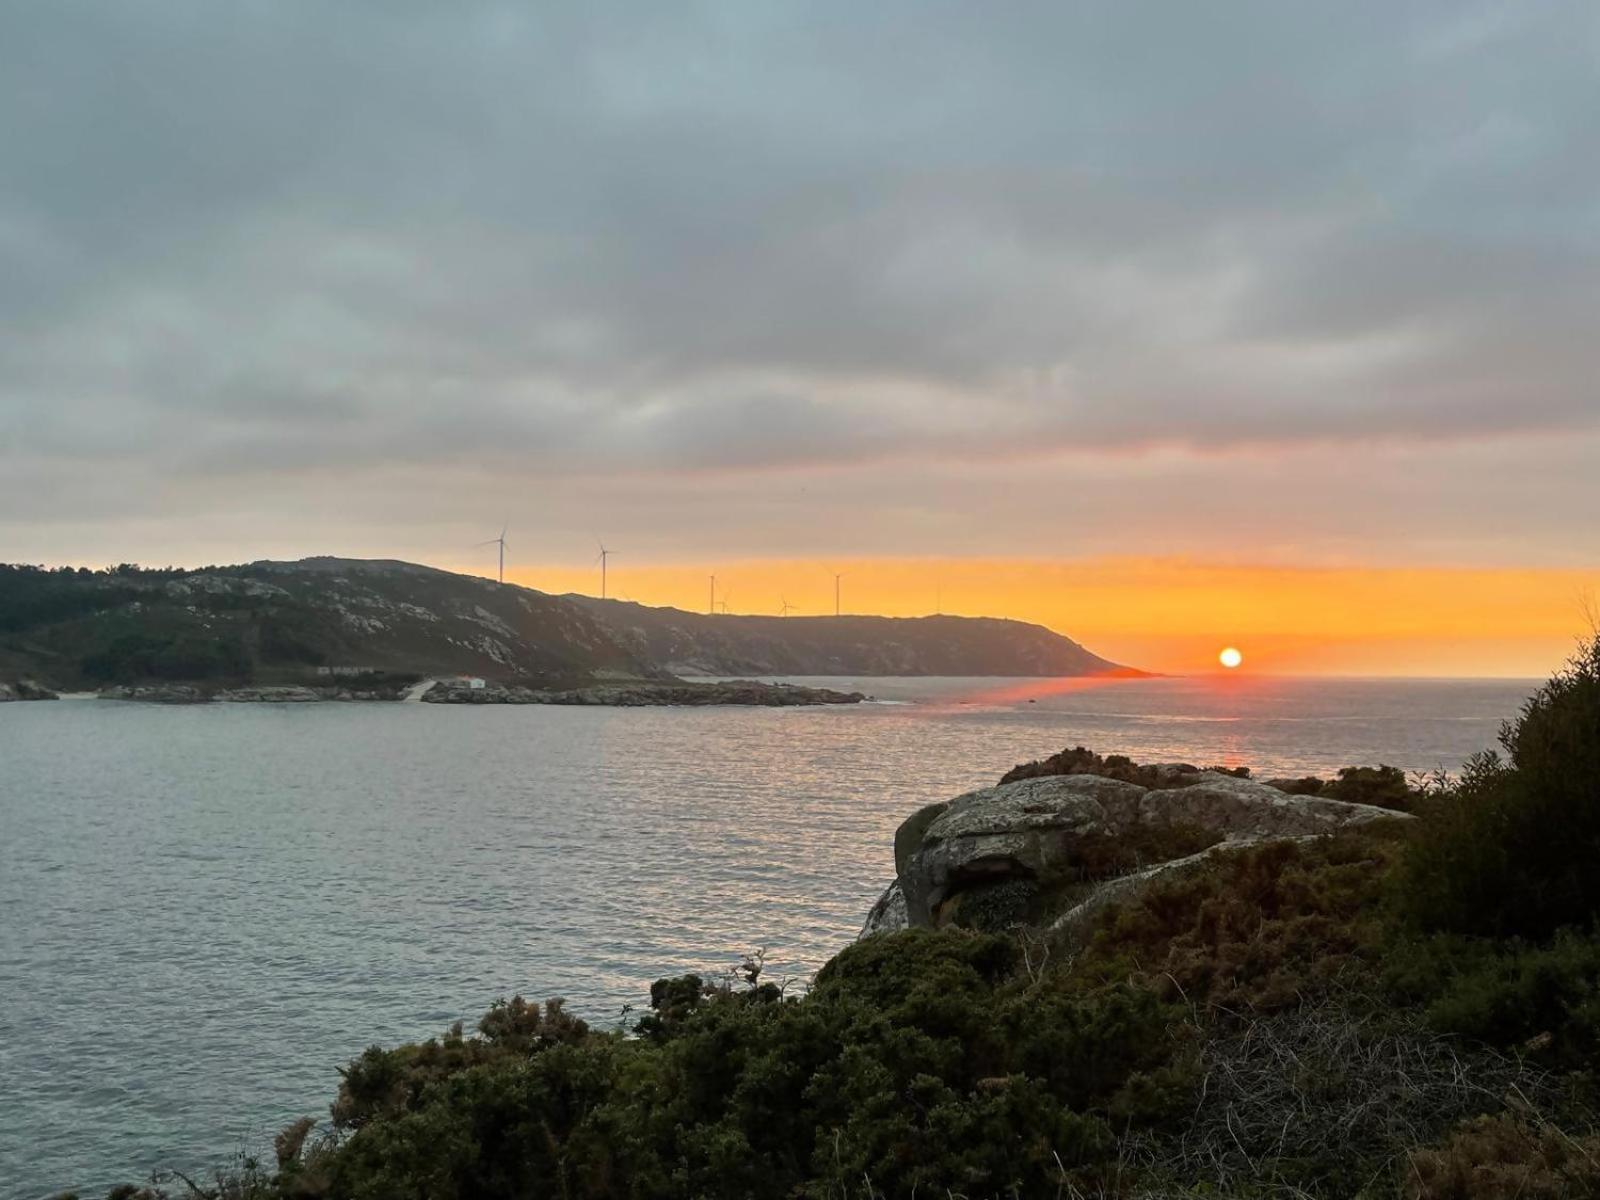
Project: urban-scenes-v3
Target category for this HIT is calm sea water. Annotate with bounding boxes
[0,675,1535,1198]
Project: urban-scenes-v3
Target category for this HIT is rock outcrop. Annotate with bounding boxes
[214,686,324,703]
[97,684,209,703]
[861,767,1409,938]
[1,680,59,701]
[422,679,864,707]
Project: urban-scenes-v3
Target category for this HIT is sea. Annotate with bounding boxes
[0,674,1536,1198]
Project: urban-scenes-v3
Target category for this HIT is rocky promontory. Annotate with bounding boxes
[0,679,58,701]
[862,757,1410,939]
[421,678,865,706]
[93,682,411,703]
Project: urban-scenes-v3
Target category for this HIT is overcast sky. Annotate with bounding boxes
[2,1,1597,573]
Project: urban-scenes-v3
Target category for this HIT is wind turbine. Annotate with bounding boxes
[709,575,716,614]
[719,591,732,615]
[476,523,508,584]
[833,572,843,617]
[780,596,795,617]
[595,541,614,600]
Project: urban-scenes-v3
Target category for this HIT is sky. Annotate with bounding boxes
[2,2,1597,676]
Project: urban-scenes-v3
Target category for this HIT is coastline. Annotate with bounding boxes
[55,677,867,707]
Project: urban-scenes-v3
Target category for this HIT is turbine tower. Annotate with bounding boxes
[780,596,794,617]
[476,523,508,584]
[833,572,843,617]
[595,541,614,600]
[709,575,716,615]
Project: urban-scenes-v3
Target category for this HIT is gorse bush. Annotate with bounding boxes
[1322,763,1415,811]
[243,930,1190,1200]
[1383,927,1600,1069]
[1400,634,1600,939]
[1076,831,1405,1013]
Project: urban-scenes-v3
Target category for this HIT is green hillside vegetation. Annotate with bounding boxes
[0,560,663,690]
[52,641,1600,1199]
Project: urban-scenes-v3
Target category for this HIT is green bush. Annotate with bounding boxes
[1322,763,1415,811]
[1076,831,1403,1013]
[1399,635,1600,939]
[1384,928,1600,1066]
[80,631,251,682]
[180,930,1192,1200]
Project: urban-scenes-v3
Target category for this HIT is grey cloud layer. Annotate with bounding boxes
[2,1,1598,528]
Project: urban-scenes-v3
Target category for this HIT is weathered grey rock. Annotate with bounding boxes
[215,686,323,703]
[423,679,864,707]
[98,684,207,703]
[895,802,950,875]
[860,880,909,937]
[861,771,1409,938]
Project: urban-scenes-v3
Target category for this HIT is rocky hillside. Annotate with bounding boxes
[1,558,1135,690]
[0,558,666,689]
[565,597,1132,677]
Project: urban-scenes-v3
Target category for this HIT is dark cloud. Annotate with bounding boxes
[1,1,1597,562]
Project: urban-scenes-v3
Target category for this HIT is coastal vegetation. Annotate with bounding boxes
[54,639,1600,1199]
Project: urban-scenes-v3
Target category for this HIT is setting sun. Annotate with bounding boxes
[1219,647,1244,670]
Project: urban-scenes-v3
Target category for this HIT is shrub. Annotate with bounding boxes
[1405,1114,1600,1199]
[1399,634,1600,939]
[1323,763,1415,811]
[1383,928,1600,1067]
[80,631,251,683]
[228,931,1192,1200]
[1075,831,1404,1013]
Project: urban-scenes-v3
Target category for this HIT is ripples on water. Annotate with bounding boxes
[0,675,1535,1197]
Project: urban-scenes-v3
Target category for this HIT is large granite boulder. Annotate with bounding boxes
[861,770,1408,937]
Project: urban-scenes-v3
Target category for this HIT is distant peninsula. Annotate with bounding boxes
[0,557,1139,703]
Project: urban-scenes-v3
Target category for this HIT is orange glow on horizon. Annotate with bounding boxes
[456,554,1598,679]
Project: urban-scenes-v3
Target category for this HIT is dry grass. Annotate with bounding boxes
[1117,992,1576,1198]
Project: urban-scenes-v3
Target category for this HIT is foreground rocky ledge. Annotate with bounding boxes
[862,764,1411,938]
[421,679,865,706]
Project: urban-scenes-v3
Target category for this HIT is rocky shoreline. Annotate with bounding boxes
[89,683,409,703]
[44,678,866,706]
[0,679,59,701]
[420,678,865,706]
